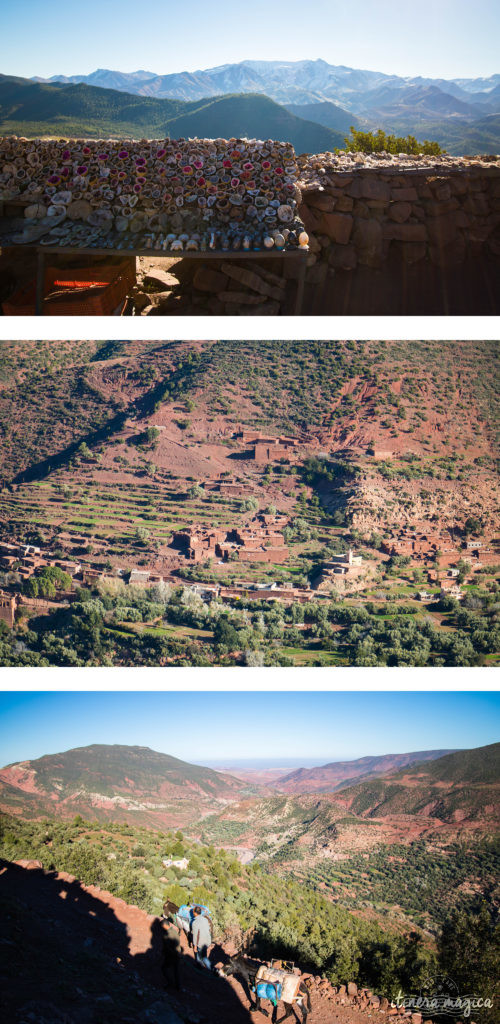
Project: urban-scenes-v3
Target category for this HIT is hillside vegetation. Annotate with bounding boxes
[0,75,343,151]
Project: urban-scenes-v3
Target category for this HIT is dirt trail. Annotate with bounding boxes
[0,860,389,1024]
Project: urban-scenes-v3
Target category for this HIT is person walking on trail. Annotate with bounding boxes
[192,905,213,971]
[161,915,182,991]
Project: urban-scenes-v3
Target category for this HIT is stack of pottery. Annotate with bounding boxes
[0,136,309,251]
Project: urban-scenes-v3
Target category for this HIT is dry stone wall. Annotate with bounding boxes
[297,152,500,271]
[137,152,500,314]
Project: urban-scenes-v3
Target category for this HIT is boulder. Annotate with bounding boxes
[305,191,336,212]
[317,211,353,244]
[389,202,412,223]
[348,177,391,201]
[347,982,358,996]
[143,268,179,290]
[223,263,284,300]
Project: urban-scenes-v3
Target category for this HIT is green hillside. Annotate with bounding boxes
[0,75,342,151]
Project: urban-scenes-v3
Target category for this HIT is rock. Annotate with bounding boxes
[306,191,336,212]
[317,211,353,244]
[335,195,354,212]
[338,985,346,996]
[431,181,452,201]
[463,195,489,216]
[348,177,391,201]
[192,267,229,293]
[424,199,460,217]
[391,187,418,201]
[370,995,381,1007]
[380,997,389,1011]
[223,263,284,300]
[143,268,179,290]
[146,290,173,306]
[389,202,412,223]
[353,217,382,249]
[352,217,384,264]
[411,1014,423,1024]
[307,232,322,254]
[131,290,152,311]
[426,216,459,247]
[348,982,358,996]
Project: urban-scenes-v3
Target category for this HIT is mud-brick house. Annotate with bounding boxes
[55,559,82,577]
[217,482,248,497]
[129,569,150,585]
[466,538,483,550]
[417,590,439,603]
[440,583,463,600]
[172,528,227,562]
[0,591,17,628]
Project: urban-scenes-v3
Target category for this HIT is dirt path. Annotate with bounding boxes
[0,861,395,1024]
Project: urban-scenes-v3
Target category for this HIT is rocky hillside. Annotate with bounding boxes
[0,858,418,1024]
[278,749,457,794]
[0,745,245,828]
[341,742,500,822]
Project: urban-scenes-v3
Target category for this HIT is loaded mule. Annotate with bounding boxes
[220,955,312,1023]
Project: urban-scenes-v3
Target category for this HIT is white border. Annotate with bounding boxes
[0,666,498,690]
[0,315,498,341]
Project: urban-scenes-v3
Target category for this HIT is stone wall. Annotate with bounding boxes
[297,152,500,272]
[133,152,500,314]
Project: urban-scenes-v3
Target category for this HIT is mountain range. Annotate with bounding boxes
[28,59,500,153]
[34,60,500,112]
[1,742,498,837]
[277,748,458,794]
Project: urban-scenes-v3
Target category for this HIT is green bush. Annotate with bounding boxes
[342,127,442,156]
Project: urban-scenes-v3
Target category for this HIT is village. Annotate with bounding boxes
[0,504,497,631]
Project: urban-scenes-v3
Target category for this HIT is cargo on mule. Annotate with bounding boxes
[219,954,312,1023]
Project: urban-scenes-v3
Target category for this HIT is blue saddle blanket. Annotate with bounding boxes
[255,981,282,1002]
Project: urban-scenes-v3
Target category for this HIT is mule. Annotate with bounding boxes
[220,954,312,1023]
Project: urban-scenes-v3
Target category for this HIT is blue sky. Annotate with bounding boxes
[1,0,499,80]
[0,692,498,767]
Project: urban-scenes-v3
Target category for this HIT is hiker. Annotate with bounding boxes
[160,914,182,991]
[191,905,213,971]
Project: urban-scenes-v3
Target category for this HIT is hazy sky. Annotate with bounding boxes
[2,0,499,80]
[0,692,498,766]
